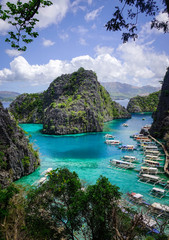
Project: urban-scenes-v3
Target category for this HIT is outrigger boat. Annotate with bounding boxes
[138,174,163,184]
[150,187,168,199]
[130,133,143,138]
[104,134,114,138]
[122,155,138,162]
[122,123,128,127]
[144,155,163,161]
[144,150,161,156]
[127,192,145,204]
[139,167,158,175]
[144,160,161,167]
[151,202,169,216]
[105,139,121,145]
[110,159,135,169]
[143,145,158,150]
[119,145,136,150]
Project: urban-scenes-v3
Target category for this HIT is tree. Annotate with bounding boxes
[105,0,169,42]
[0,0,52,51]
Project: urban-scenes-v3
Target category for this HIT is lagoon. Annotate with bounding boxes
[17,113,169,205]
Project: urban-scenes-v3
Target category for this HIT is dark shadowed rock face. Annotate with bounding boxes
[10,68,130,135]
[0,102,40,188]
[150,68,169,138]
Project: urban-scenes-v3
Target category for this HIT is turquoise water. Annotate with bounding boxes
[17,113,169,205]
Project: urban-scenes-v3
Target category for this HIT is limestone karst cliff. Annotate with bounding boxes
[0,102,40,188]
[127,91,160,113]
[9,68,130,135]
[150,68,169,150]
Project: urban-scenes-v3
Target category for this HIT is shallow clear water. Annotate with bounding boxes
[17,113,169,205]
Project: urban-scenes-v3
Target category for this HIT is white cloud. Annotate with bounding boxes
[0,20,11,35]
[71,25,88,35]
[42,38,55,47]
[5,49,23,57]
[0,42,168,88]
[79,38,87,45]
[59,33,69,41]
[140,12,169,39]
[36,0,70,28]
[94,45,114,56]
[85,6,104,21]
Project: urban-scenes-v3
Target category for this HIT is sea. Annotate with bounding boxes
[2,101,169,205]
[16,113,169,206]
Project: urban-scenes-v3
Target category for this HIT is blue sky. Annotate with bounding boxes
[0,0,169,93]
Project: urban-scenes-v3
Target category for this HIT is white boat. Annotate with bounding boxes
[144,155,162,160]
[122,123,128,127]
[140,167,158,175]
[151,202,169,215]
[138,174,162,184]
[38,177,47,184]
[144,150,160,156]
[122,155,138,162]
[127,192,144,203]
[104,134,114,138]
[119,145,136,150]
[105,139,121,145]
[143,145,158,150]
[144,159,160,167]
[150,187,166,198]
[110,159,135,169]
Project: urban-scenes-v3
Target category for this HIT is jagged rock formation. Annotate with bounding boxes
[127,91,160,113]
[150,68,169,148]
[9,68,130,135]
[0,102,40,188]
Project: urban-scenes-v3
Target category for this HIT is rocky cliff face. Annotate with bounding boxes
[10,68,130,135]
[127,91,160,113]
[150,68,169,144]
[0,102,40,188]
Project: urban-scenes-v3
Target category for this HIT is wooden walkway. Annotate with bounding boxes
[148,134,169,176]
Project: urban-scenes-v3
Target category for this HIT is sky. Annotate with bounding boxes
[0,0,169,94]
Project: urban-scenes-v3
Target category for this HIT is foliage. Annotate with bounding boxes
[105,0,169,42]
[127,91,160,113]
[0,0,52,51]
[21,156,30,170]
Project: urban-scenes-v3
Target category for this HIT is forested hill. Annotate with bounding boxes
[9,68,130,135]
[126,91,160,113]
[101,82,160,100]
[0,91,20,101]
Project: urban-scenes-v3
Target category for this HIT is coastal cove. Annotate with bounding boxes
[16,112,169,206]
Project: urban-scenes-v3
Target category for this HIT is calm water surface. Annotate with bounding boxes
[17,113,169,205]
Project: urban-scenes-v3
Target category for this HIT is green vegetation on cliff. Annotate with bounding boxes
[127,91,160,113]
[10,68,130,135]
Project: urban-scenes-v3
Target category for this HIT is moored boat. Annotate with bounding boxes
[104,134,114,138]
[105,139,121,145]
[119,145,136,150]
[110,159,135,169]
[122,155,138,162]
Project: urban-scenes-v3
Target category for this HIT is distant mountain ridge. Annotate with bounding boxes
[0,91,20,101]
[101,82,160,100]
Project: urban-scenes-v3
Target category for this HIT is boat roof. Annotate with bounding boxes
[131,192,143,199]
[111,159,133,165]
[141,167,158,171]
[144,160,159,164]
[151,202,169,212]
[152,187,165,193]
[124,155,136,159]
[141,174,159,180]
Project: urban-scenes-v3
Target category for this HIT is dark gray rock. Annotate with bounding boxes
[0,101,40,188]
